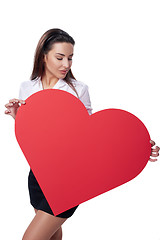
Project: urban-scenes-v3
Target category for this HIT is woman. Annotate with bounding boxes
[4,28,159,240]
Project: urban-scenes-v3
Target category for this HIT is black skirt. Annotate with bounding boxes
[28,169,79,218]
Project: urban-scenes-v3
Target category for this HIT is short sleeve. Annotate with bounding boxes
[79,84,93,115]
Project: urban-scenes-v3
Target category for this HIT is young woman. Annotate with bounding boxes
[4,28,159,240]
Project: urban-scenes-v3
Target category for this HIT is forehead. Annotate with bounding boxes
[50,42,74,54]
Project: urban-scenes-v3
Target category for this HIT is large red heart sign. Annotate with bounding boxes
[15,89,151,216]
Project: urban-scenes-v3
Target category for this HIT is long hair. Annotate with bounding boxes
[30,28,79,97]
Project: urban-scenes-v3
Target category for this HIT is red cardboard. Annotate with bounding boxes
[15,89,151,215]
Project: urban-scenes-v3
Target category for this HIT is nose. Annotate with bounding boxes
[62,58,70,69]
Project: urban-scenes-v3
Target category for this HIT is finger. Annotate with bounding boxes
[9,98,19,103]
[156,146,160,151]
[5,103,14,108]
[9,99,25,104]
[151,146,160,152]
[19,100,26,104]
[4,109,11,114]
[149,158,158,162]
[151,152,159,157]
[150,140,155,146]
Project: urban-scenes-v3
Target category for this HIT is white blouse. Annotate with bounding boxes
[19,78,93,115]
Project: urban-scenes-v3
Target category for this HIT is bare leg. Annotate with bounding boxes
[49,227,62,240]
[33,209,63,240]
[22,209,67,240]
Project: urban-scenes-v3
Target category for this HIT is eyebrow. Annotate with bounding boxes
[56,53,74,57]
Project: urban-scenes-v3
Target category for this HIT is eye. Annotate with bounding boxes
[56,57,73,61]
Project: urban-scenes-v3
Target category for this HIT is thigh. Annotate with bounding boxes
[22,210,67,240]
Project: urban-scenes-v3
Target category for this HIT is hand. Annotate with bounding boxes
[4,98,26,119]
[149,140,160,162]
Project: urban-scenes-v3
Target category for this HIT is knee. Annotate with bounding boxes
[50,227,62,240]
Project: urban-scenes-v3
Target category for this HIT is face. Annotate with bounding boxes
[43,42,74,79]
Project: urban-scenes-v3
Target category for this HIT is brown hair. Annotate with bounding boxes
[30,28,79,98]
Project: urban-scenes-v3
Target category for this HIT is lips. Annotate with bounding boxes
[60,70,67,74]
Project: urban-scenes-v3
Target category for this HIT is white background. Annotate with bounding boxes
[0,0,160,239]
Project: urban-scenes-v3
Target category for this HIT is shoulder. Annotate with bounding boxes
[19,79,41,100]
[19,79,38,89]
[69,78,89,92]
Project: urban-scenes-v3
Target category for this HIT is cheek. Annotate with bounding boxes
[48,59,61,69]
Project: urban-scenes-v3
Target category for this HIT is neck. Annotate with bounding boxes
[41,74,59,89]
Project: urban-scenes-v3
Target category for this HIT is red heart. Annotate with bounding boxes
[15,89,151,216]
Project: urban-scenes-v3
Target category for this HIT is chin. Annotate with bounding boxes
[60,74,67,79]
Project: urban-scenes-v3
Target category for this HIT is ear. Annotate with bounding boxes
[43,54,47,63]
